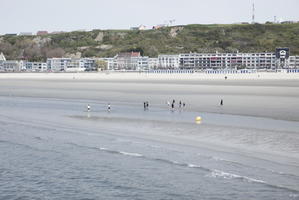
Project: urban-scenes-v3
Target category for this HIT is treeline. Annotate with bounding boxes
[1,23,299,61]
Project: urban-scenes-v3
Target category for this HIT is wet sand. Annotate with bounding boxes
[0,72,299,121]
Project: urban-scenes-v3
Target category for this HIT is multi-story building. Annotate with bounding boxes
[179,52,277,69]
[79,58,97,71]
[0,60,24,72]
[47,58,97,72]
[113,52,149,71]
[148,58,159,69]
[289,56,299,69]
[25,62,47,71]
[158,55,180,69]
[47,58,72,71]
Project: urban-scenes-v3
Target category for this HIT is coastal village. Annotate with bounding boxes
[0,48,299,73]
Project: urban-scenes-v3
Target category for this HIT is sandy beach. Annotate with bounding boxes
[1,72,299,121]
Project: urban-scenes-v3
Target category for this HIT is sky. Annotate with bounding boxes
[0,0,299,34]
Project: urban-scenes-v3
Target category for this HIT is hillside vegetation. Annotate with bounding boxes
[1,23,299,61]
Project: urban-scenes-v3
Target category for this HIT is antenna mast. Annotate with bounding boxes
[252,3,255,24]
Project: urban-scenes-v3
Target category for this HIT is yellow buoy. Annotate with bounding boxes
[195,116,202,124]
[195,116,202,121]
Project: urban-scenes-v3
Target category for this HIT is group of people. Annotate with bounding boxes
[87,103,111,112]
[86,98,223,112]
[143,101,149,110]
[166,99,186,111]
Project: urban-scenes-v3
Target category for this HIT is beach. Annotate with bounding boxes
[1,72,299,199]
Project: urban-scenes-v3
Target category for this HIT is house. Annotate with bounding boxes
[19,32,33,36]
[1,60,24,72]
[37,31,48,35]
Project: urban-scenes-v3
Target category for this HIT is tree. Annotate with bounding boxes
[95,60,108,71]
[45,48,65,58]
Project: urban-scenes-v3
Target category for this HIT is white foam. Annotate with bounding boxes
[188,164,201,168]
[119,151,143,157]
[210,169,265,183]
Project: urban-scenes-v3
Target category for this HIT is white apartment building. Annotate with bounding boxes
[0,60,24,72]
[179,52,277,69]
[79,58,96,71]
[288,56,299,69]
[25,62,47,71]
[148,58,159,69]
[158,55,180,69]
[113,52,149,71]
[47,58,72,71]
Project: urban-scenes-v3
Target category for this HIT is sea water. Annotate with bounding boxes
[1,96,299,200]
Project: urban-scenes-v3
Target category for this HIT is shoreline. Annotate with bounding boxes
[0,71,299,80]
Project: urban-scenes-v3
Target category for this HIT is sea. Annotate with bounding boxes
[1,96,299,200]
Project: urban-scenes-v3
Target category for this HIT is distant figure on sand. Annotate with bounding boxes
[220,99,223,106]
[108,103,111,112]
[179,101,182,108]
[183,102,186,107]
[144,102,146,110]
[87,104,91,112]
[171,102,174,111]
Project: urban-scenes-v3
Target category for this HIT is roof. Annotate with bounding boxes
[0,52,6,61]
[118,52,141,58]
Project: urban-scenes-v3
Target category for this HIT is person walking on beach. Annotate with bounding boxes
[179,101,182,108]
[144,102,146,110]
[146,101,149,109]
[171,102,174,111]
[108,103,111,112]
[87,104,91,112]
[220,99,223,106]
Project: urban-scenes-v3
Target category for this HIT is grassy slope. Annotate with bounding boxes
[1,23,299,61]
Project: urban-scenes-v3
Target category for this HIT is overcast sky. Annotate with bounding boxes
[0,0,299,34]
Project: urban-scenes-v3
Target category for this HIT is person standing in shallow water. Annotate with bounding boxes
[108,103,111,112]
[220,99,223,106]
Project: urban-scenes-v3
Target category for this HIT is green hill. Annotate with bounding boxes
[1,23,299,61]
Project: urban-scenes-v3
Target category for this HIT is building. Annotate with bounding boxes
[113,52,148,71]
[130,25,147,31]
[19,32,33,36]
[0,60,24,72]
[37,31,48,35]
[148,58,159,69]
[25,62,47,71]
[4,33,17,36]
[153,25,166,30]
[289,56,299,69]
[47,57,97,72]
[179,52,277,69]
[158,55,180,69]
[79,58,97,71]
[47,58,72,71]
